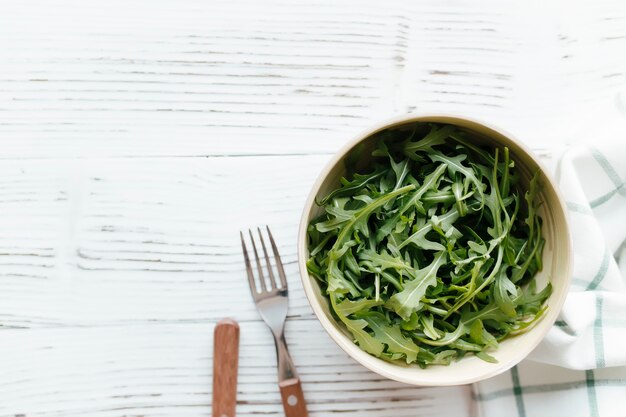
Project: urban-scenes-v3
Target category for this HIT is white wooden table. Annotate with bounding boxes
[1,1,625,416]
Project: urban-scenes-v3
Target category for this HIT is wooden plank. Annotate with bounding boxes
[0,0,405,157]
[0,0,624,158]
[0,322,472,417]
[0,156,328,328]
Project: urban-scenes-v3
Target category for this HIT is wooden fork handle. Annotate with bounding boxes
[279,377,308,417]
[212,318,240,417]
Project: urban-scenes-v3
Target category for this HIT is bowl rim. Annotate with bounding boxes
[297,112,573,386]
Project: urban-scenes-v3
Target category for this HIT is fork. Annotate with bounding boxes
[240,227,309,417]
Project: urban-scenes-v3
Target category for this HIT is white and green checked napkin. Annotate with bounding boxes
[473,142,626,417]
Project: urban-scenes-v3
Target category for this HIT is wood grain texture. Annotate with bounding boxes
[279,378,308,417]
[0,0,624,158]
[0,0,624,416]
[0,322,473,417]
[213,319,240,417]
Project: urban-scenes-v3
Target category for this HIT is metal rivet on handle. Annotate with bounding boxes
[287,395,298,406]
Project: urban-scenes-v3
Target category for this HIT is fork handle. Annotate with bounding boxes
[279,378,308,417]
[273,333,308,417]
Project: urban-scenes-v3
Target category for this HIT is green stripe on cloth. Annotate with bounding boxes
[571,278,604,290]
[586,370,599,417]
[511,366,526,417]
[570,248,610,291]
[594,295,605,368]
[587,249,610,291]
[590,187,624,208]
[591,148,626,194]
[474,378,626,401]
[566,201,593,215]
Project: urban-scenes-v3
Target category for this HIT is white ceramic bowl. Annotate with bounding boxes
[298,114,572,386]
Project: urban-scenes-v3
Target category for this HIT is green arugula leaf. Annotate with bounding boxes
[403,124,454,157]
[360,311,420,363]
[428,151,485,203]
[358,249,416,278]
[336,297,383,316]
[331,295,384,356]
[317,170,386,205]
[388,252,447,320]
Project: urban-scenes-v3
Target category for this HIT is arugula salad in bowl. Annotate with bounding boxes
[298,115,571,385]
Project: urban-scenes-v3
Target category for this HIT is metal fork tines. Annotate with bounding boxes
[240,226,308,417]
